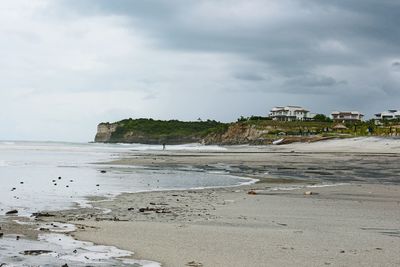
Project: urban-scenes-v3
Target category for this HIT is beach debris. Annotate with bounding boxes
[139,207,154,212]
[5,210,18,215]
[272,138,284,145]
[304,191,318,195]
[32,212,55,217]
[139,207,171,214]
[247,190,257,195]
[96,184,100,187]
[128,207,135,211]
[11,187,16,191]
[21,250,53,256]
[20,181,24,184]
[186,261,203,267]
[100,170,107,173]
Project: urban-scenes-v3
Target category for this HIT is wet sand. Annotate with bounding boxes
[56,139,400,267]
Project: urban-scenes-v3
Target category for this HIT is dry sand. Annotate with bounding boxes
[68,184,400,267]
[56,139,400,267]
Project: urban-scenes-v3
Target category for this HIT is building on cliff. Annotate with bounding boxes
[269,106,314,121]
[331,111,364,122]
[374,110,400,124]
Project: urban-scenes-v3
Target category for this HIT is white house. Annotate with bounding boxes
[269,106,312,121]
[374,110,400,121]
[331,111,364,122]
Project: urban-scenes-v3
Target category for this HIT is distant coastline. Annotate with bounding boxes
[94,117,400,145]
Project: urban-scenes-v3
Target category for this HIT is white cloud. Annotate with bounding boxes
[0,0,399,141]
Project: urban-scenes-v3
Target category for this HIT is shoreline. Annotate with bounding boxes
[59,182,400,267]
[1,139,400,266]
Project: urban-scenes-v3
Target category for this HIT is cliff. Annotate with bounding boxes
[95,123,118,142]
[95,118,396,145]
[94,118,227,144]
[202,123,271,145]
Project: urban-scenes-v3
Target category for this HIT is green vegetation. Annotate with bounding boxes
[110,118,228,142]
[100,116,400,144]
[313,114,333,122]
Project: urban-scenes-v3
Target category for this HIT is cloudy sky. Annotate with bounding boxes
[1,0,399,141]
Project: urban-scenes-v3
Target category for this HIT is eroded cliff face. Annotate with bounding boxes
[94,122,204,144]
[202,123,271,145]
[94,123,118,142]
[95,122,272,144]
[94,121,327,145]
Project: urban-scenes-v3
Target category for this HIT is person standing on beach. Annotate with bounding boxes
[162,143,166,150]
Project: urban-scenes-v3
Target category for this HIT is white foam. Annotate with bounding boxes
[39,234,132,263]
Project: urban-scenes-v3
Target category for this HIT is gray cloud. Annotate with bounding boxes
[58,0,400,71]
[1,0,399,141]
[284,75,347,89]
[233,73,266,81]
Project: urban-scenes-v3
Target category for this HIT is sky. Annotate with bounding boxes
[0,0,399,142]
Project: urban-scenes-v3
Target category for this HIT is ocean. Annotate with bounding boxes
[0,141,253,215]
[0,141,254,266]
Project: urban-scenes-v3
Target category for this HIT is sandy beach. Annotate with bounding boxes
[1,138,400,266]
[48,138,400,267]
[61,183,400,267]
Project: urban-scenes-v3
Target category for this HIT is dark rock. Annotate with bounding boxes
[5,210,18,215]
[127,208,134,211]
[100,170,107,173]
[32,212,55,217]
[62,264,69,267]
[21,250,53,256]
[0,233,3,238]
[139,207,155,212]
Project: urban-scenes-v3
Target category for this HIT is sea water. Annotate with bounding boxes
[0,141,254,266]
[0,141,251,215]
